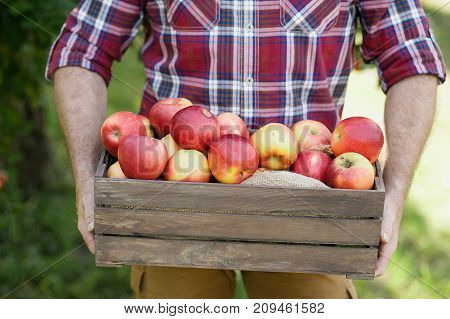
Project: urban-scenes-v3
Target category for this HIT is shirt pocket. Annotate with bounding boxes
[167,0,220,31]
[280,0,340,33]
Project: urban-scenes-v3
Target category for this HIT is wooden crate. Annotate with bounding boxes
[95,151,385,279]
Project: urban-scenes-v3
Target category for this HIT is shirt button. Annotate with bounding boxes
[244,77,254,85]
[245,23,254,32]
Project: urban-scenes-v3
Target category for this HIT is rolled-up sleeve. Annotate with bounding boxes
[357,0,446,92]
[46,0,144,84]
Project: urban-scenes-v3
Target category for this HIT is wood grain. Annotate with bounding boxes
[374,161,385,192]
[94,178,385,218]
[94,150,384,278]
[95,235,377,277]
[95,151,108,178]
[95,207,381,246]
[98,151,385,192]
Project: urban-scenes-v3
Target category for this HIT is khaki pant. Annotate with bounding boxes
[131,266,357,299]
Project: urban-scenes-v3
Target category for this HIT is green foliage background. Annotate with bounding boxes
[0,0,449,298]
[0,0,131,298]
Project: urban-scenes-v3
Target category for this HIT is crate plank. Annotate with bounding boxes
[96,235,377,277]
[100,151,384,193]
[374,161,385,192]
[94,178,384,218]
[94,151,384,278]
[95,151,109,178]
[95,207,381,246]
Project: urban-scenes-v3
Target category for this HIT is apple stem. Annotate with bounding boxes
[343,159,353,168]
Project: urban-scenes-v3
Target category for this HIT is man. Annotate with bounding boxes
[47,0,445,298]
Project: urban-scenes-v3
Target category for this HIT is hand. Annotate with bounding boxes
[76,178,95,254]
[375,191,403,276]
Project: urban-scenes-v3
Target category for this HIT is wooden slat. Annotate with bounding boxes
[95,235,377,277]
[94,178,385,218]
[95,207,381,246]
[374,161,385,192]
[346,273,375,280]
[94,150,383,278]
[95,150,108,178]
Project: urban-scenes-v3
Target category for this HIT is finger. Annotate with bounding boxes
[380,201,396,244]
[375,249,391,277]
[375,241,396,277]
[78,217,96,254]
[80,193,95,229]
[380,215,394,244]
[84,233,96,254]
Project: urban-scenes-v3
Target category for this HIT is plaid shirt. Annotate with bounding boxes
[46,0,446,131]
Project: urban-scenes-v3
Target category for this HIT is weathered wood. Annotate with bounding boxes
[95,235,377,277]
[94,150,384,278]
[94,178,385,218]
[95,150,109,178]
[346,273,375,280]
[98,152,385,192]
[95,207,381,246]
[374,161,385,192]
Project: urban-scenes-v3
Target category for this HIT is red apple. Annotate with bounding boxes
[250,123,298,170]
[135,114,154,137]
[106,161,127,179]
[326,152,375,190]
[170,105,220,153]
[331,117,384,163]
[118,135,168,180]
[148,98,192,137]
[216,112,250,139]
[208,134,259,184]
[163,149,211,182]
[100,111,148,157]
[291,119,331,151]
[292,150,332,183]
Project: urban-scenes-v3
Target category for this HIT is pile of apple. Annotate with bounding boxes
[101,98,384,190]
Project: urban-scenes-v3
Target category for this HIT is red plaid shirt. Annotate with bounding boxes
[46,0,446,131]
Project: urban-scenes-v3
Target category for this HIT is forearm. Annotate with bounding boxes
[383,75,437,215]
[54,67,107,197]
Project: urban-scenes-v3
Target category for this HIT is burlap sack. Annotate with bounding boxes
[242,168,329,189]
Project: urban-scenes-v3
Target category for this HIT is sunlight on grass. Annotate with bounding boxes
[423,0,450,14]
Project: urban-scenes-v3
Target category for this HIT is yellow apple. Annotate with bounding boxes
[106,161,127,179]
[163,149,211,182]
[160,134,180,158]
[250,123,298,170]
